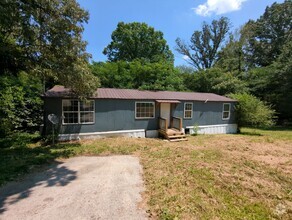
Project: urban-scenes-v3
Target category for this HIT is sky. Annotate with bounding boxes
[77,0,284,66]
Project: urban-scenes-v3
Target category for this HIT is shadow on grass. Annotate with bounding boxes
[236,126,292,138]
[0,133,81,214]
[0,133,41,149]
[238,131,263,136]
[261,126,292,131]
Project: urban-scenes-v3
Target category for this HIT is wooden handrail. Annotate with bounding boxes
[172,117,182,131]
[159,117,168,130]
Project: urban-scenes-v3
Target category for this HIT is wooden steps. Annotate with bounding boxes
[169,138,187,142]
[159,128,187,142]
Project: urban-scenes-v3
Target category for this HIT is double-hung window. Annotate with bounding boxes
[135,102,155,119]
[222,103,231,120]
[184,102,193,119]
[80,101,95,124]
[62,99,94,124]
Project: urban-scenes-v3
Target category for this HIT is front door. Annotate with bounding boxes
[160,103,171,128]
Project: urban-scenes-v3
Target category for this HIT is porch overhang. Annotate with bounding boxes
[155,100,181,103]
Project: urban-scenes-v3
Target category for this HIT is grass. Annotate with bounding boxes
[0,127,291,219]
[240,127,292,140]
[0,133,80,184]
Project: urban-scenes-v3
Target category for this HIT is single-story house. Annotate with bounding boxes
[42,86,237,141]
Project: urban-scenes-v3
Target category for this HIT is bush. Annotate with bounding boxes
[229,93,276,129]
[0,72,43,137]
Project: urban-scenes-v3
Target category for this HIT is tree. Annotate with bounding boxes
[0,0,99,95]
[0,72,43,136]
[229,93,276,129]
[236,0,292,122]
[216,30,247,73]
[211,72,249,95]
[90,61,134,89]
[175,17,230,70]
[179,67,248,95]
[176,65,195,75]
[266,39,292,122]
[91,60,185,91]
[103,22,174,63]
[241,0,292,67]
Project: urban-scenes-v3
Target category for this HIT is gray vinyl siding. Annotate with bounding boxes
[44,98,159,134]
[172,101,236,127]
[91,99,159,132]
[43,98,236,135]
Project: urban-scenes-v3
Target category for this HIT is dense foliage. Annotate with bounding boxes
[91,60,185,91]
[97,22,181,91]
[0,0,99,95]
[103,22,174,63]
[0,0,100,135]
[242,1,291,67]
[178,67,248,95]
[178,1,291,123]
[229,93,276,129]
[0,72,43,136]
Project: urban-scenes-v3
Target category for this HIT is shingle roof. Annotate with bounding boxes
[44,85,237,102]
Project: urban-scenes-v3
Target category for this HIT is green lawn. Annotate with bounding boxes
[241,127,292,141]
[0,127,291,219]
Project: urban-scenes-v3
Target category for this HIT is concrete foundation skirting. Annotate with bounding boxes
[145,130,159,138]
[58,129,146,141]
[186,124,238,135]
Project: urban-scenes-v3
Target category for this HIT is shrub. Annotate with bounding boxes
[229,93,276,129]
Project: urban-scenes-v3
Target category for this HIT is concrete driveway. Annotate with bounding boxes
[0,156,147,220]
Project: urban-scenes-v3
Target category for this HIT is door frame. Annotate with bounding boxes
[160,103,171,128]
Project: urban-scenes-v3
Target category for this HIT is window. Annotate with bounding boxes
[62,100,94,124]
[184,102,193,119]
[80,101,95,124]
[135,102,155,119]
[63,100,79,124]
[222,103,231,120]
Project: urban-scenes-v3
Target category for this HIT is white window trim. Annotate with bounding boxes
[79,100,95,125]
[222,103,231,120]
[62,99,79,125]
[135,101,155,119]
[184,102,193,119]
[62,99,95,125]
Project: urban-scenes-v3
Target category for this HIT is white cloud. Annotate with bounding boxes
[193,0,247,16]
[183,55,190,60]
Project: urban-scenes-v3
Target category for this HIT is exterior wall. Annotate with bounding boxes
[43,98,236,136]
[172,101,236,128]
[44,98,160,135]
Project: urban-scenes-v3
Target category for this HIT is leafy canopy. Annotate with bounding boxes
[213,1,292,122]
[215,30,248,73]
[176,17,230,70]
[265,40,292,122]
[0,0,99,95]
[103,22,174,63]
[179,67,248,95]
[91,60,185,91]
[242,0,292,67]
